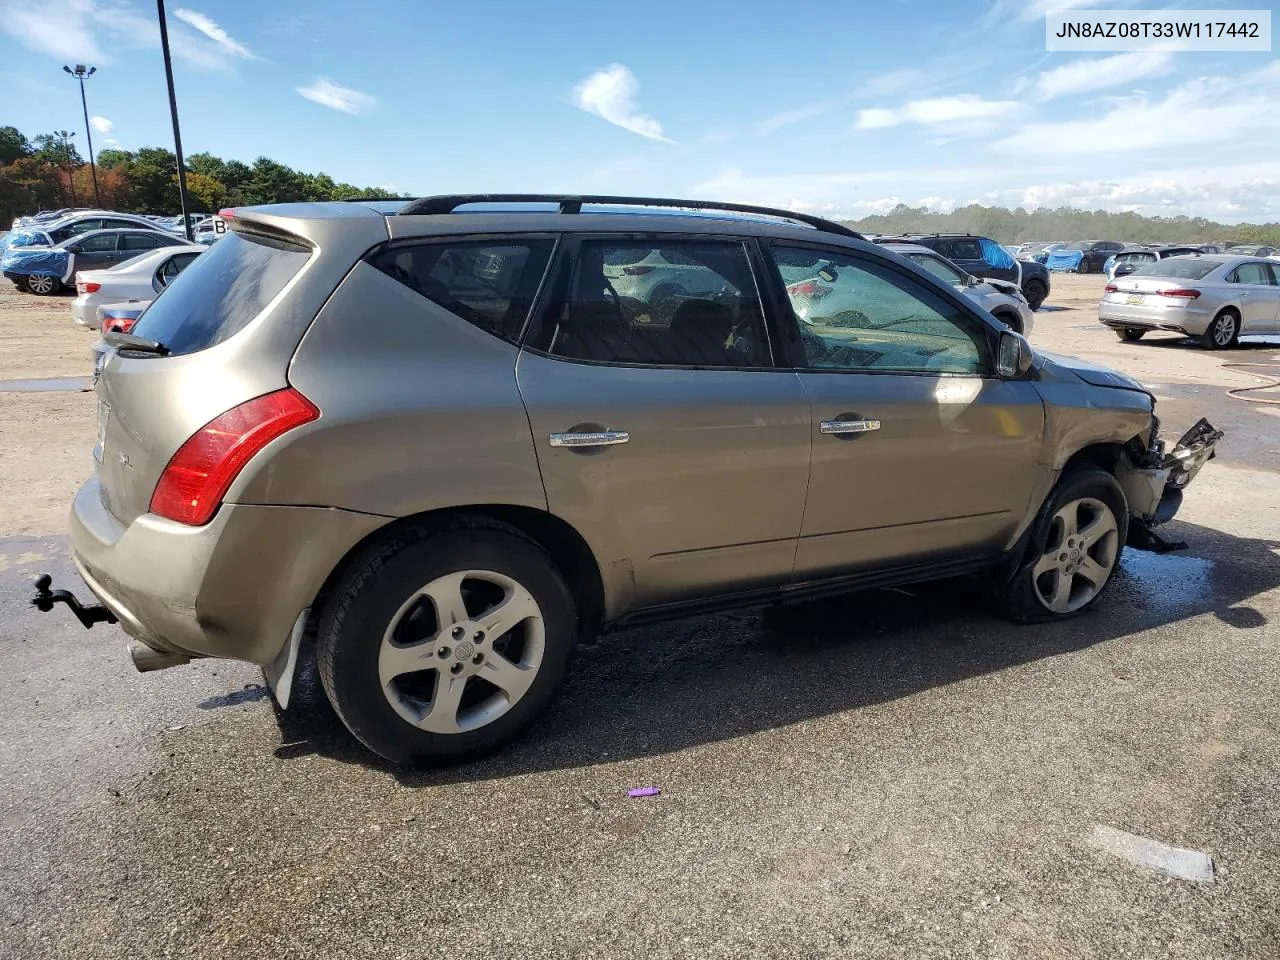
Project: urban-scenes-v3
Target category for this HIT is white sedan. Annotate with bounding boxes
[72,244,204,326]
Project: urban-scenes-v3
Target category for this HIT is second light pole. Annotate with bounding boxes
[62,64,101,207]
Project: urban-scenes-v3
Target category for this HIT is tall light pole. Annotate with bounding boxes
[156,0,194,241]
[54,130,77,205]
[62,64,101,207]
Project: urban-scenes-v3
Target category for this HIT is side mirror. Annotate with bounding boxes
[996,329,1035,378]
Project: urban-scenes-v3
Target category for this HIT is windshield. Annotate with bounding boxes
[1142,259,1220,280]
[904,252,965,285]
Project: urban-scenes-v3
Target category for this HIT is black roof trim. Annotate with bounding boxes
[396,194,864,240]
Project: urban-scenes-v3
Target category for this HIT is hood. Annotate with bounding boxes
[1,246,70,274]
[980,276,1024,298]
[1038,350,1150,394]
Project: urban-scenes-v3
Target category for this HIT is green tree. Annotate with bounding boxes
[96,148,134,169]
[181,170,228,212]
[0,125,32,165]
[33,133,83,167]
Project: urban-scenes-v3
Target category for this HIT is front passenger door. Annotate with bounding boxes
[1227,262,1280,332]
[67,232,121,271]
[765,243,1045,580]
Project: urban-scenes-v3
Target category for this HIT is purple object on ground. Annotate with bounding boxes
[627,787,661,798]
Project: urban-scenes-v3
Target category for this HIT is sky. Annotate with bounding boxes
[0,0,1277,222]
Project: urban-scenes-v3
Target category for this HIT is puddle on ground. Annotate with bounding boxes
[1115,550,1215,609]
[0,377,90,392]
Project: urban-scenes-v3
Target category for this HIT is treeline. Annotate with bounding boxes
[0,124,389,225]
[844,203,1280,246]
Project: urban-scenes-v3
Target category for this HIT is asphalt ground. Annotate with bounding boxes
[2,273,1278,959]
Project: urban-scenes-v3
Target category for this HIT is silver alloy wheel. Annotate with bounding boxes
[1213,313,1237,346]
[1031,496,1120,614]
[378,569,545,733]
[27,274,55,294]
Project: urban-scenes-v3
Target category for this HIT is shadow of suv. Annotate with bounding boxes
[41,194,1218,764]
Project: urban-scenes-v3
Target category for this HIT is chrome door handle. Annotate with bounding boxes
[549,430,630,448]
[820,419,880,435]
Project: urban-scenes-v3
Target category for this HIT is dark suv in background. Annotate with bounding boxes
[873,234,1052,311]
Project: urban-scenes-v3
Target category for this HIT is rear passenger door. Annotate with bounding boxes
[517,235,811,612]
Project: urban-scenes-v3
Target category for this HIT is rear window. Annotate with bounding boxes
[131,231,310,357]
[1143,259,1219,280]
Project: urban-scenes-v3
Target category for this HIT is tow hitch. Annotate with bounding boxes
[30,573,118,629]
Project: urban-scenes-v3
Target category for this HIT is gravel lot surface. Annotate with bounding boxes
[2,273,1278,959]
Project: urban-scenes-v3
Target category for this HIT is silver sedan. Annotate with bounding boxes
[1098,255,1280,349]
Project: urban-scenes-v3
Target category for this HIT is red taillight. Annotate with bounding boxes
[149,388,319,526]
[1159,288,1201,299]
[787,280,831,298]
[1104,283,1118,293]
[623,265,654,275]
[216,208,236,220]
[101,316,137,334]
[83,281,101,294]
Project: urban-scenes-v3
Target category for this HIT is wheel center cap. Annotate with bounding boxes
[455,640,475,660]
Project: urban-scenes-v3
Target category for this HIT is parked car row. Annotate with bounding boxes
[867,234,1052,310]
[1,208,219,296]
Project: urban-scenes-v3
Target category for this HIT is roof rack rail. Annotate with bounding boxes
[397,194,864,240]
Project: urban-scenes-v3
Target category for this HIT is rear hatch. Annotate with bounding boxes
[92,204,389,527]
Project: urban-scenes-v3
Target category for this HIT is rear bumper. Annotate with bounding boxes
[69,477,387,664]
[71,297,93,325]
[1098,301,1212,335]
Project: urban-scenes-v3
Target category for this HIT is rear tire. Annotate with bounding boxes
[1023,279,1046,311]
[997,468,1128,623]
[1200,309,1239,350]
[316,521,577,765]
[1117,328,1146,342]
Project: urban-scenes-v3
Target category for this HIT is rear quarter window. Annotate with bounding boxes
[130,231,311,357]
[367,238,555,343]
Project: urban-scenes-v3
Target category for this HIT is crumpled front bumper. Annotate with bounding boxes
[1119,418,1223,525]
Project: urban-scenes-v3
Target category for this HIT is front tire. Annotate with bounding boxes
[997,468,1127,623]
[1023,279,1047,311]
[1201,309,1239,350]
[25,274,59,295]
[316,521,577,764]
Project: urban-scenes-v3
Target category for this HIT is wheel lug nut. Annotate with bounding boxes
[451,625,465,640]
[472,653,484,665]
[450,663,464,675]
[473,631,485,643]
[437,646,450,658]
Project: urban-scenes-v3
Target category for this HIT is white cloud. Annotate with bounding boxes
[173,8,258,60]
[1034,50,1175,100]
[991,0,1113,24]
[89,115,113,134]
[295,76,377,115]
[0,0,260,71]
[754,100,841,137]
[572,64,671,143]
[999,64,1280,157]
[855,95,1021,129]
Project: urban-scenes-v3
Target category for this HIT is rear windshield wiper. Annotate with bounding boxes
[104,332,169,356]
